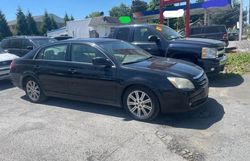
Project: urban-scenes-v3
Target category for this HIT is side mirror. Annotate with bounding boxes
[148,35,160,43]
[27,46,34,50]
[92,57,113,67]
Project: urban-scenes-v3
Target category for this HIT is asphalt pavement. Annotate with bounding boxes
[0,74,249,161]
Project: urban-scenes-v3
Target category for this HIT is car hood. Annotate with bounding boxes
[0,53,19,62]
[171,38,225,48]
[125,57,203,79]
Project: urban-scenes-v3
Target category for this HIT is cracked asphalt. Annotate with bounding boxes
[0,74,249,161]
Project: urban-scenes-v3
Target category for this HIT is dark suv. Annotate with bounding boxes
[0,36,57,57]
[190,25,229,47]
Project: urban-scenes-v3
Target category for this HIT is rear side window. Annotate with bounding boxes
[9,39,22,49]
[36,44,67,61]
[116,28,130,41]
[0,39,10,48]
[70,44,106,64]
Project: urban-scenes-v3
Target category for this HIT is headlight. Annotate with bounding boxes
[167,77,195,90]
[202,47,217,59]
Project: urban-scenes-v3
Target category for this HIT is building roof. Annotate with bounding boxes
[8,14,64,26]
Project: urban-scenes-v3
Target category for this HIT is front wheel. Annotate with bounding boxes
[123,86,160,121]
[25,78,46,103]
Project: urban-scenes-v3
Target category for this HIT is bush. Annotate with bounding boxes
[225,53,250,74]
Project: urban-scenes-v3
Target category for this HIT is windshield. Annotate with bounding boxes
[98,41,152,65]
[32,38,57,46]
[153,25,183,40]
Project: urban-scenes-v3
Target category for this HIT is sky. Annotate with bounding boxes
[0,0,248,21]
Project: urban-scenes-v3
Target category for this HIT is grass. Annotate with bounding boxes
[224,52,250,75]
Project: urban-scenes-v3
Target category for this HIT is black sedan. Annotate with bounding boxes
[10,39,209,121]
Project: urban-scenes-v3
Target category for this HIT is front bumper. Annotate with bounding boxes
[198,55,227,73]
[159,84,209,113]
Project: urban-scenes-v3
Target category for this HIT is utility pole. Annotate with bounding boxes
[239,0,243,41]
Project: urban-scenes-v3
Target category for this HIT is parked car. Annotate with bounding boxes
[0,47,19,80]
[228,30,239,41]
[190,25,229,47]
[109,24,227,74]
[0,36,57,57]
[10,39,208,121]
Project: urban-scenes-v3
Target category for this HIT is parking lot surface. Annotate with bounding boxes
[0,74,249,161]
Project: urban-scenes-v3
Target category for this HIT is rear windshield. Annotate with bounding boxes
[191,26,226,34]
[32,38,57,46]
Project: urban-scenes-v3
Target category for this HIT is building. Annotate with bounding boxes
[8,14,65,34]
[66,16,120,38]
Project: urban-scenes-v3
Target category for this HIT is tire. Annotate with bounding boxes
[24,78,46,103]
[123,86,160,121]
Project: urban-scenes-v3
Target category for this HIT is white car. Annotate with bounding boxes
[0,48,19,80]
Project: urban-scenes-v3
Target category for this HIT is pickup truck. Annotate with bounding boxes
[109,24,227,73]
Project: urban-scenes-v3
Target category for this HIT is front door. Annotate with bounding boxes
[132,26,164,56]
[67,43,117,103]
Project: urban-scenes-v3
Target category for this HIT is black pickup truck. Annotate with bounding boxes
[109,24,227,73]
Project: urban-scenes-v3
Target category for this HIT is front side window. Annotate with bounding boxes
[36,44,67,61]
[134,27,154,42]
[71,44,106,64]
[22,39,33,49]
[10,39,21,49]
[154,25,183,40]
[98,41,152,65]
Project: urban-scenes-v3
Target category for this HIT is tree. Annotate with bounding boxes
[131,0,148,13]
[0,10,12,40]
[16,8,28,35]
[86,11,104,18]
[41,11,52,34]
[50,16,58,30]
[70,15,74,21]
[147,0,160,11]
[26,11,39,35]
[210,1,247,28]
[64,13,70,25]
[109,3,131,17]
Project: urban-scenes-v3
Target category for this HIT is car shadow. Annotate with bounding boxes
[21,96,224,130]
[153,98,224,130]
[208,73,244,87]
[0,80,14,91]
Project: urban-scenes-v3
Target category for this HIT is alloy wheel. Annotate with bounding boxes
[26,80,41,102]
[127,90,153,119]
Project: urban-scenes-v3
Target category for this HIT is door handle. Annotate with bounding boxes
[68,68,77,73]
[34,65,40,69]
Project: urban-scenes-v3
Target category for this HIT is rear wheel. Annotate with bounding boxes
[25,78,46,103]
[123,86,160,121]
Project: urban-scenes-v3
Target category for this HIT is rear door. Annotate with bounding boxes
[132,26,165,56]
[66,43,117,103]
[34,43,71,94]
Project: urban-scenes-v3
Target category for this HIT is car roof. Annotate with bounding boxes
[112,24,157,28]
[4,36,54,40]
[62,38,121,44]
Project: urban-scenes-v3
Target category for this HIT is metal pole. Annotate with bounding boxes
[160,0,164,24]
[239,0,243,41]
[185,0,190,37]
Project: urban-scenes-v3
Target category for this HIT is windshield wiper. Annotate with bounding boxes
[122,56,152,65]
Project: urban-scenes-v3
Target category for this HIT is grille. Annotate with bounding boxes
[217,47,225,58]
[0,60,12,67]
[193,72,208,88]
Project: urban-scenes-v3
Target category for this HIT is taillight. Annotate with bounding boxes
[10,60,16,70]
[223,33,228,40]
